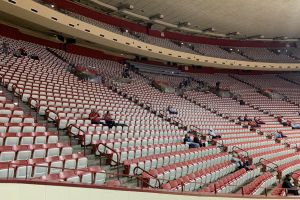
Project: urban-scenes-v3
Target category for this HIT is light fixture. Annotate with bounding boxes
[150,14,164,20]
[273,36,288,40]
[203,27,215,32]
[118,4,134,11]
[226,32,240,36]
[178,22,191,27]
[247,35,264,39]
[51,4,55,8]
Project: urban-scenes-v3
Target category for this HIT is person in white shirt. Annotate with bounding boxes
[208,128,221,139]
[167,105,178,115]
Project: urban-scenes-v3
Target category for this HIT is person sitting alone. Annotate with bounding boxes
[273,130,286,139]
[291,121,300,129]
[278,116,288,126]
[254,117,265,125]
[19,48,27,56]
[183,134,200,148]
[89,109,102,124]
[2,42,9,55]
[208,128,221,139]
[282,174,299,196]
[13,49,22,58]
[122,68,130,79]
[238,116,245,122]
[167,105,178,115]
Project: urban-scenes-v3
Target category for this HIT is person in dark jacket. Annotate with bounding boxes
[193,133,205,147]
[282,174,299,196]
[183,134,200,148]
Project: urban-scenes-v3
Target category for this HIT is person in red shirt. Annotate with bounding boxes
[89,109,101,124]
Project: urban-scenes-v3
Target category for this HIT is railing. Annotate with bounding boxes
[1,161,109,184]
[259,158,279,171]
[96,143,120,180]
[44,108,59,122]
[67,124,87,156]
[133,166,161,189]
[11,83,24,105]
[214,140,224,149]
[28,96,40,122]
[0,159,293,197]
[232,146,249,158]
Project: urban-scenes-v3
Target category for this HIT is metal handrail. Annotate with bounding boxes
[96,143,120,180]
[259,158,279,171]
[232,146,249,158]
[45,108,59,122]
[133,166,161,189]
[67,124,87,156]
[5,161,107,183]
[11,83,24,105]
[28,96,41,122]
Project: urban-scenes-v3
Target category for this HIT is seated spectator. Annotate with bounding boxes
[291,121,300,129]
[167,105,178,115]
[192,133,205,147]
[208,128,221,139]
[30,54,39,60]
[183,134,200,148]
[241,158,252,171]
[89,109,101,124]
[254,117,265,125]
[102,111,127,129]
[233,156,252,171]
[19,48,27,56]
[238,115,245,122]
[13,49,22,58]
[249,120,258,129]
[273,130,286,139]
[282,174,299,196]
[244,114,251,122]
[239,99,245,105]
[103,111,115,129]
[278,116,288,126]
[122,68,130,78]
[1,42,9,55]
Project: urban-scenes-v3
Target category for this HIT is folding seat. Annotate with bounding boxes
[12,160,33,179]
[31,160,49,178]
[0,163,14,179]
[0,148,15,162]
[162,155,170,167]
[78,171,93,184]
[7,124,21,133]
[89,166,106,184]
[47,145,60,157]
[16,145,32,160]
[133,147,141,158]
[32,145,46,158]
[4,134,20,146]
